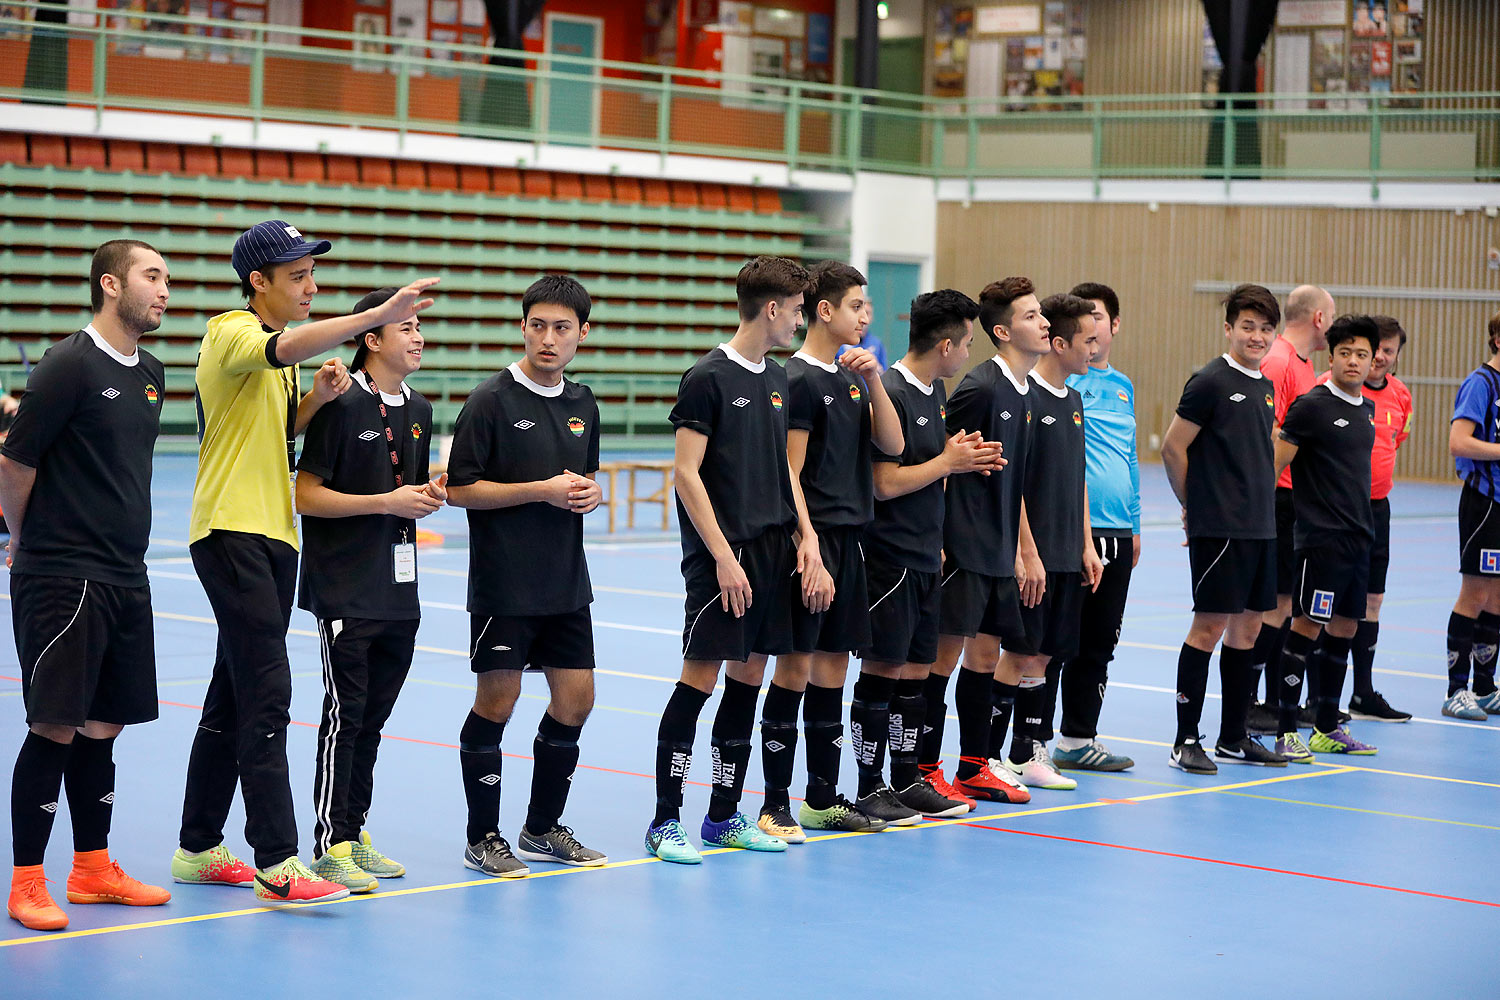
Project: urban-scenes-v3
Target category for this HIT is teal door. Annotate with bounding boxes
[866,259,922,360]
[545,16,599,142]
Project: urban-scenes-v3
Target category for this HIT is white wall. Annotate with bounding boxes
[850,171,937,289]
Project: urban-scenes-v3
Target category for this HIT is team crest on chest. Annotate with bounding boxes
[1117,390,1129,403]
[567,416,586,437]
[770,391,784,411]
[1072,411,1082,426]
[848,384,862,403]
[1264,394,1274,408]
[143,384,159,405]
[411,423,423,439]
[940,404,946,420]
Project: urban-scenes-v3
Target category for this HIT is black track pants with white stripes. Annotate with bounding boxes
[312,617,418,858]
[1059,533,1135,741]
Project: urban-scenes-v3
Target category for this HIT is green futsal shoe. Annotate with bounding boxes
[351,831,406,878]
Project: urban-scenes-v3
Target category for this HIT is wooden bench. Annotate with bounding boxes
[598,458,674,533]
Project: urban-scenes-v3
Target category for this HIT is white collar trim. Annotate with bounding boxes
[990,354,1030,393]
[1222,353,1263,379]
[1029,369,1068,398]
[793,349,838,373]
[1327,381,1365,406]
[718,342,766,373]
[508,361,564,398]
[83,324,139,367]
[892,360,933,395]
[354,369,409,406]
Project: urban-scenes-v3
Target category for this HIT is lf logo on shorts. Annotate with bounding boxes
[1311,589,1334,618]
[1482,549,1500,574]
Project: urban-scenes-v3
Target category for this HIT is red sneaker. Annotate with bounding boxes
[919,761,977,812]
[953,755,1031,804]
[253,857,350,906]
[66,851,171,906]
[8,865,68,931]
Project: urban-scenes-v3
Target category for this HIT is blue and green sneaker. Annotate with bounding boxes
[645,819,702,865]
[700,812,787,852]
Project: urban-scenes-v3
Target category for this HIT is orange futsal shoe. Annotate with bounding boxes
[8,865,68,931]
[66,850,172,906]
[953,756,1032,805]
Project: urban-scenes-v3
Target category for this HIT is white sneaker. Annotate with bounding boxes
[1442,689,1488,721]
[985,758,1029,792]
[1003,742,1077,790]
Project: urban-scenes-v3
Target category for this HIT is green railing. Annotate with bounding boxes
[1,1,1497,188]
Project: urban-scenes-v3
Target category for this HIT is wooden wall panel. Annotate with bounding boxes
[936,200,1500,482]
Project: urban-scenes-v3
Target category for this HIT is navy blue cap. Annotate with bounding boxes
[231,219,332,281]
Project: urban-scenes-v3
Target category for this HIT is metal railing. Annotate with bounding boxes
[1,1,1497,188]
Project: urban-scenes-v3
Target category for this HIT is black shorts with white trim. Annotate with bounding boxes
[1293,532,1371,623]
[938,567,1026,644]
[1188,536,1277,615]
[1457,482,1500,576]
[1367,496,1391,595]
[470,606,595,672]
[681,527,796,662]
[860,555,941,666]
[790,525,872,654]
[1008,571,1087,660]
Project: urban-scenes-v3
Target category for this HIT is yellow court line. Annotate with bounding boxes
[0,766,1356,949]
[1310,760,1500,789]
[1218,791,1500,831]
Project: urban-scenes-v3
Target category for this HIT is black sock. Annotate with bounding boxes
[889,679,924,790]
[802,683,843,810]
[919,672,949,770]
[1303,632,1323,710]
[654,682,711,827]
[459,710,508,845]
[1251,622,1282,704]
[707,677,759,823]
[525,713,582,834]
[10,732,71,867]
[64,733,116,853]
[1217,646,1254,746]
[1174,644,1213,745]
[988,679,1018,760]
[1279,630,1315,734]
[1009,676,1047,764]
[1315,633,1352,733]
[1473,612,1500,696]
[850,672,895,797]
[1447,611,1478,696]
[953,667,992,778]
[1352,620,1379,698]
[759,682,802,808]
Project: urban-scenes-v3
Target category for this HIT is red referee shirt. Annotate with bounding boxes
[1318,371,1412,499]
[1262,336,1318,490]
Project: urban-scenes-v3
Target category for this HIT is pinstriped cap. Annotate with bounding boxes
[231,219,332,281]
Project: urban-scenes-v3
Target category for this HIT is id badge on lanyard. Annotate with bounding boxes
[366,374,418,585]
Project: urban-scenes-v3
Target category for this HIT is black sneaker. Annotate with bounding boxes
[1245,702,1280,736]
[464,833,529,878]
[855,783,922,827]
[1169,737,1217,774]
[1213,736,1288,767]
[516,825,607,867]
[1348,690,1413,722]
[797,793,888,833]
[894,777,971,818]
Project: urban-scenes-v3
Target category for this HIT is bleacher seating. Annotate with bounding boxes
[0,132,806,445]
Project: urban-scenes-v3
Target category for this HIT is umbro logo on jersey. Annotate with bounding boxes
[359,430,380,441]
[513,419,535,430]
[1041,414,1056,425]
[101,387,120,399]
[823,395,835,405]
[732,397,750,408]
[1334,418,1349,427]
[491,645,512,651]
[1001,410,1012,420]
[916,415,929,426]
[1229,393,1246,402]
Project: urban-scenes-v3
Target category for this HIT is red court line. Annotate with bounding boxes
[961,822,1500,909]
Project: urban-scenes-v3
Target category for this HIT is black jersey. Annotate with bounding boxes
[1175,355,1277,540]
[867,362,948,574]
[297,372,433,621]
[943,355,1033,577]
[669,344,796,557]
[1024,371,1087,572]
[448,364,600,616]
[2,328,164,587]
[1280,383,1377,547]
[786,352,874,528]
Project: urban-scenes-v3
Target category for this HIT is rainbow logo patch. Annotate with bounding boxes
[848,384,862,403]
[1072,411,1082,426]
[1265,394,1274,408]
[770,392,783,411]
[567,416,586,437]
[143,384,159,405]
[939,404,946,420]
[1026,410,1032,423]
[1117,390,1129,403]
[411,423,422,440]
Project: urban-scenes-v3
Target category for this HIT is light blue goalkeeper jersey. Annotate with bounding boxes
[1066,364,1141,534]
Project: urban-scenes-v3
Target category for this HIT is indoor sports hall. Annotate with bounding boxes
[1,1,1498,997]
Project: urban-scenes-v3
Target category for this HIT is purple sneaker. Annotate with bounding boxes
[1308,726,1377,756]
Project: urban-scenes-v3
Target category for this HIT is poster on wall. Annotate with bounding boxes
[976,4,1041,35]
[1043,1,1064,35]
[1276,0,1346,27]
[1273,32,1310,110]
[1371,39,1391,77]
[1310,27,1344,107]
[1352,0,1390,37]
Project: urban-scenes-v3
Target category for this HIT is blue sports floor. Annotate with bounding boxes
[2,455,1497,998]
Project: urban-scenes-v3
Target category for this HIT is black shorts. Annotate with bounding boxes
[791,526,872,654]
[470,606,595,672]
[1189,536,1277,615]
[860,556,941,666]
[1458,483,1500,576]
[682,527,795,662]
[938,567,1026,644]
[1368,496,1391,595]
[11,574,157,727]
[1275,486,1296,595]
[1293,534,1371,624]
[1008,571,1087,660]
